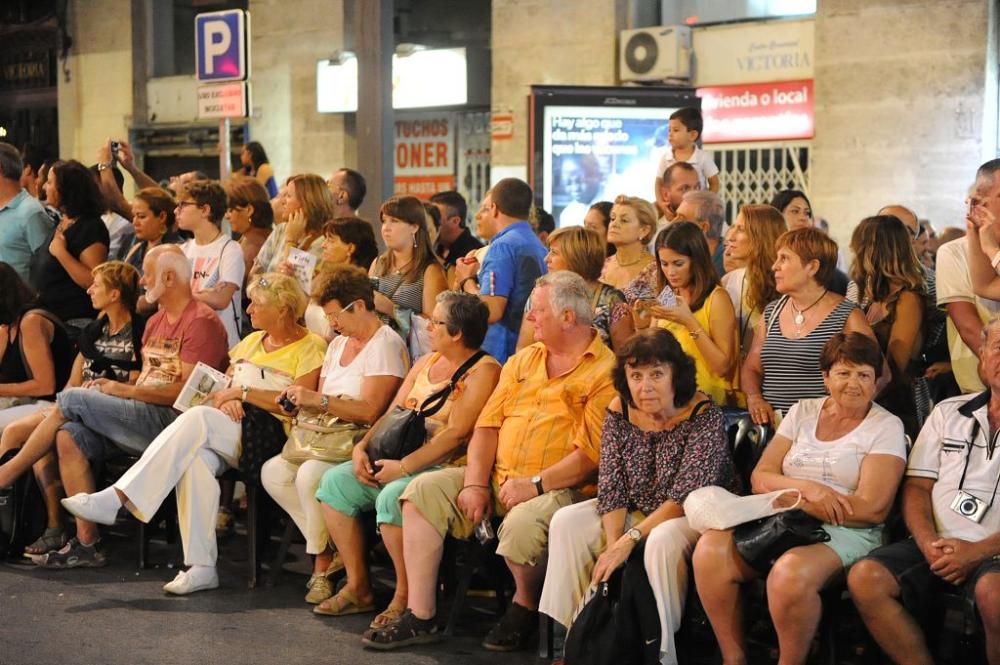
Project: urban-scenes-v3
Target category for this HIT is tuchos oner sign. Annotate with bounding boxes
[697,79,814,143]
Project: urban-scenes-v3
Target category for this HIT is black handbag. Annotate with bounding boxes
[367,350,486,466]
[239,402,287,483]
[732,508,831,574]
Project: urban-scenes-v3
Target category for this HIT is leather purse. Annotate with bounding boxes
[366,350,486,466]
[732,508,831,574]
[281,409,368,465]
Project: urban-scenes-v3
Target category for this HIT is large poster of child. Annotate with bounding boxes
[542,105,680,228]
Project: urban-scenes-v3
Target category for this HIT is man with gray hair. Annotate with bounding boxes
[849,313,1000,665]
[364,270,617,652]
[673,189,727,276]
[0,244,230,568]
[0,142,54,281]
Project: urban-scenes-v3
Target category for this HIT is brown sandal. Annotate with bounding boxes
[313,588,376,616]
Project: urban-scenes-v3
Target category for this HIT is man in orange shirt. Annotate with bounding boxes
[362,271,617,652]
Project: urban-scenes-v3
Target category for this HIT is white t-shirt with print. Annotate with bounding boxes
[182,233,245,348]
[320,325,408,398]
[656,145,719,189]
[777,397,907,496]
[908,392,1000,541]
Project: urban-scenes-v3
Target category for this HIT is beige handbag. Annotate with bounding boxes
[280,409,369,464]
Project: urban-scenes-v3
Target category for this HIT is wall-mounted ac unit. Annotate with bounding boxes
[619,26,692,82]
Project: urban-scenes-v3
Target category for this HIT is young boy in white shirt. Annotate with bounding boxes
[654,107,719,216]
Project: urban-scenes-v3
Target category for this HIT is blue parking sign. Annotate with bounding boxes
[195,10,250,82]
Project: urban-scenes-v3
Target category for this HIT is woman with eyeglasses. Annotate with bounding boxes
[314,291,500,627]
[261,264,408,606]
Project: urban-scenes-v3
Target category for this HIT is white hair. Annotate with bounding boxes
[536,270,593,326]
[154,249,192,286]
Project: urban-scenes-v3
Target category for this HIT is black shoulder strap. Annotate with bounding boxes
[691,399,713,418]
[417,350,487,417]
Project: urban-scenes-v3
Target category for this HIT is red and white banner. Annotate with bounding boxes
[394,113,456,199]
[697,79,814,144]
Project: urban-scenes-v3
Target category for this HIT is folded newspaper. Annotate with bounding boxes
[173,362,231,412]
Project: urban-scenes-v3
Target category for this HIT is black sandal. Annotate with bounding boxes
[361,609,440,651]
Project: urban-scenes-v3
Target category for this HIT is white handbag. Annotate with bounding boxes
[683,485,802,534]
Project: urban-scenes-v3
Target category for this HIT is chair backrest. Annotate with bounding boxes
[725,410,772,493]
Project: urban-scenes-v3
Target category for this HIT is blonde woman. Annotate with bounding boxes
[516,226,633,351]
[600,195,657,291]
[250,174,334,283]
[721,204,787,352]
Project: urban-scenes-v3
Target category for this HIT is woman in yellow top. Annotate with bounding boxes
[638,221,740,406]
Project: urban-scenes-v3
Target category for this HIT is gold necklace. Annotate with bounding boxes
[615,252,647,268]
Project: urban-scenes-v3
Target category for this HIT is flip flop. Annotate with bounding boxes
[313,588,376,616]
[369,603,406,630]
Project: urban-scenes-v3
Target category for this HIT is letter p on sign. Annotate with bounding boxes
[195,9,250,82]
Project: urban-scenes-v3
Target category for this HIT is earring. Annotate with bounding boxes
[413,233,418,248]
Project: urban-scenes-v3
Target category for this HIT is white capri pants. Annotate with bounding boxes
[538,499,700,665]
[0,401,50,434]
[114,405,240,567]
[260,456,334,555]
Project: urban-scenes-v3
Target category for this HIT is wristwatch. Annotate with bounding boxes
[97,161,112,171]
[240,385,250,402]
[531,474,545,495]
[626,527,642,542]
[319,394,330,411]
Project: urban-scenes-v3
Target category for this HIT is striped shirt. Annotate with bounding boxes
[376,270,425,313]
[760,297,856,413]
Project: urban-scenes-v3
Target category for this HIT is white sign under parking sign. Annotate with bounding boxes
[197,82,250,119]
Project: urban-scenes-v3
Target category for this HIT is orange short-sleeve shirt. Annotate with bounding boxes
[477,331,617,488]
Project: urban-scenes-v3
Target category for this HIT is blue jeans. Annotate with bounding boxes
[56,387,178,459]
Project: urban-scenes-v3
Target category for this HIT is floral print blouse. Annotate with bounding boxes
[596,401,737,515]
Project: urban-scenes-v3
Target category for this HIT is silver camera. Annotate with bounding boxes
[474,518,495,544]
[950,490,989,523]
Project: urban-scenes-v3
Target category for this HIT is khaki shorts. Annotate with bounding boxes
[400,466,579,566]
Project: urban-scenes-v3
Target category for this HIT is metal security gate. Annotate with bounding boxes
[710,141,811,221]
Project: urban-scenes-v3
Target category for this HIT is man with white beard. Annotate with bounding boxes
[0,244,229,568]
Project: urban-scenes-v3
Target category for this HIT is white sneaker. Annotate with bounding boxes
[60,491,120,526]
[163,566,219,595]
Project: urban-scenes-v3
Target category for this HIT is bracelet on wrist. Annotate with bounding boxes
[399,461,411,477]
[460,484,490,494]
[688,326,702,340]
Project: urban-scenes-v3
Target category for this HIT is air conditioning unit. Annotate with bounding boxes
[619,26,692,82]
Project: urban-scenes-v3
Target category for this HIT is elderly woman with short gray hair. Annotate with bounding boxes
[313,290,501,626]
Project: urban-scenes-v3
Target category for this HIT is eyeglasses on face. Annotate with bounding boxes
[325,299,359,322]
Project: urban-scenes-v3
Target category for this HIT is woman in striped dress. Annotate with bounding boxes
[741,228,879,426]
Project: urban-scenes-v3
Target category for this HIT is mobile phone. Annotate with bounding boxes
[110,140,120,162]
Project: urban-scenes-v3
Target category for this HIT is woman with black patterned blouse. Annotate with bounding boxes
[538,328,736,665]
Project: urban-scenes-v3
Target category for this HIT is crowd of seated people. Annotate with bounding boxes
[5,133,1000,665]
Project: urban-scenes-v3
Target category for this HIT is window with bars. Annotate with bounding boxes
[710,142,811,221]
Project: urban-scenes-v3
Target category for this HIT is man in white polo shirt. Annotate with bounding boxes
[937,159,1000,393]
[847,315,1000,665]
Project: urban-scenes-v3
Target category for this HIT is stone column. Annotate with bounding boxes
[810,0,999,244]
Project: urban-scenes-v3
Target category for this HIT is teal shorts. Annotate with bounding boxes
[820,524,884,567]
[315,461,437,527]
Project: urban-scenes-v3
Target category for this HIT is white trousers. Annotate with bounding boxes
[260,456,333,555]
[538,499,700,665]
[114,406,240,567]
[0,401,49,434]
